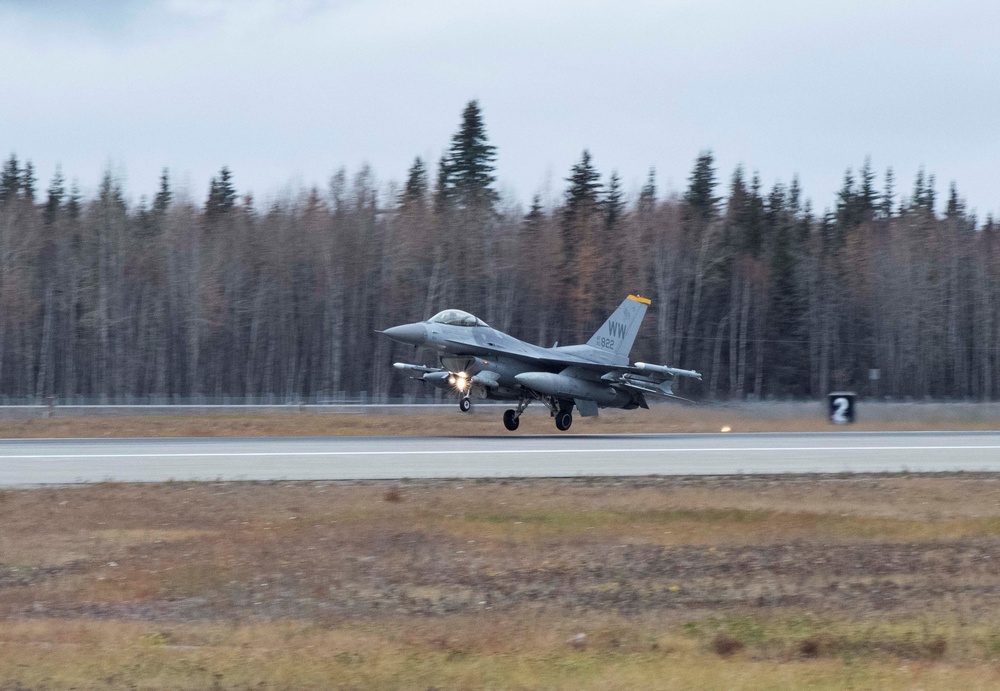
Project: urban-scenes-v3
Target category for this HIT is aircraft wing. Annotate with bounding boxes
[442,338,596,366]
[535,355,702,382]
[440,334,700,400]
[442,337,603,366]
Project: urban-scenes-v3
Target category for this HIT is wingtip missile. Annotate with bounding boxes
[393,362,436,373]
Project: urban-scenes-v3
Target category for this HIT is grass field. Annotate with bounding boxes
[5,475,1000,688]
[2,403,1000,438]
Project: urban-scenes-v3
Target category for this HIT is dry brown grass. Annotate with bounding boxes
[5,476,1000,688]
[3,617,1000,690]
[3,615,1000,690]
[1,404,999,438]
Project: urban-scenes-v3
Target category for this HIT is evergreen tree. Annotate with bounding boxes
[21,161,36,203]
[98,170,126,212]
[439,100,497,211]
[797,200,813,243]
[0,154,19,205]
[558,151,603,317]
[206,166,237,221]
[724,166,748,246]
[154,168,172,216]
[44,167,65,225]
[787,175,802,216]
[912,167,925,210]
[603,170,624,229]
[880,167,895,219]
[683,151,720,226]
[521,195,546,253]
[858,156,877,216]
[65,182,81,220]
[638,168,656,214]
[400,157,428,207]
[945,182,965,221]
[911,168,936,213]
[525,194,544,229]
[746,173,765,256]
[765,183,786,228]
[818,211,838,255]
[433,155,450,214]
[725,166,763,256]
[835,161,879,233]
[835,168,859,231]
[764,182,807,395]
[563,149,602,225]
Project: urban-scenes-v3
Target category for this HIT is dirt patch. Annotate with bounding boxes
[4,477,1000,623]
[5,476,1000,688]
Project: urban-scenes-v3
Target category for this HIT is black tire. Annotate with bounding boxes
[503,409,519,431]
[555,410,572,431]
[459,397,472,413]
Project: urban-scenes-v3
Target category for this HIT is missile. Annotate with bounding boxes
[634,362,702,380]
[393,362,437,373]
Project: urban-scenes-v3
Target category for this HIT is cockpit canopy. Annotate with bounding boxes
[428,309,489,327]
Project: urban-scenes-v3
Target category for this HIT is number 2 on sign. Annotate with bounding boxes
[832,397,849,424]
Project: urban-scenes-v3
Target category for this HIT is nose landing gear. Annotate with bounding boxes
[459,396,472,413]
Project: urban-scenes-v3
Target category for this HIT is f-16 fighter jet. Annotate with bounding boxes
[379,295,701,431]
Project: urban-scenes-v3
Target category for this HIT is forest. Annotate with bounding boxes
[0,101,995,402]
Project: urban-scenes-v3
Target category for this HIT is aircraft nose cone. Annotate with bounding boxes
[381,323,427,345]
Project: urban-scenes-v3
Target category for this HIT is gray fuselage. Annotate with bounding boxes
[383,319,635,408]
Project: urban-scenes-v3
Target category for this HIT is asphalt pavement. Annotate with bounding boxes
[3,431,1000,485]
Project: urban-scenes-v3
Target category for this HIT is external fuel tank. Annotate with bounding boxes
[513,372,631,407]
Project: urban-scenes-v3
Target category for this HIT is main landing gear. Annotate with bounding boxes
[555,409,573,431]
[503,409,519,431]
[503,398,531,431]
[504,398,573,431]
[552,398,573,431]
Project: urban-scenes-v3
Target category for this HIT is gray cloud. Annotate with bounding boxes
[2,0,998,216]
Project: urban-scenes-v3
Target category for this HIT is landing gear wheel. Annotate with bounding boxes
[555,410,573,431]
[503,409,520,431]
[459,397,472,413]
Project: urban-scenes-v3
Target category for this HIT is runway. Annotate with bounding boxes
[3,431,1000,485]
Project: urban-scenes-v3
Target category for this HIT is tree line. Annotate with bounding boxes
[0,101,996,402]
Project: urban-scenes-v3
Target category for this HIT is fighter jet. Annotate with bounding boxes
[378,295,701,431]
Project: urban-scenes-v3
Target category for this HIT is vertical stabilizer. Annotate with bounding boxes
[586,294,650,358]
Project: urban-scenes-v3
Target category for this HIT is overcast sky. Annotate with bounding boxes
[2,0,998,216]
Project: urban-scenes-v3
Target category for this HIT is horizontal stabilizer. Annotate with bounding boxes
[659,392,695,404]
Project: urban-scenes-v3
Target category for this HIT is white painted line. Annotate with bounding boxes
[2,445,1000,459]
